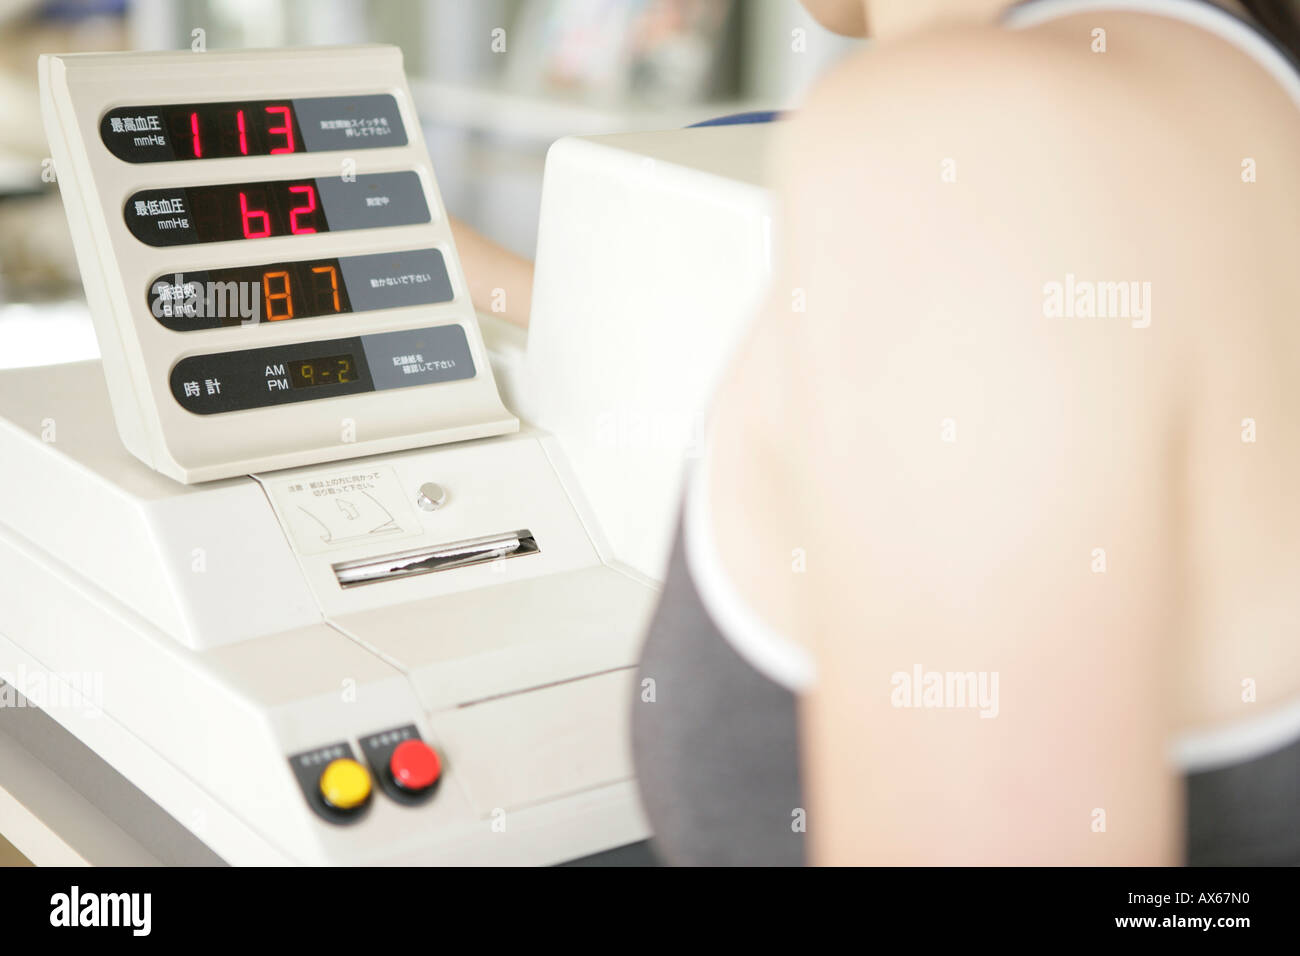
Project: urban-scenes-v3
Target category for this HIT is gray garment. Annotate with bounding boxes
[1187,739,1300,866]
[632,520,1299,865]
[631,517,806,866]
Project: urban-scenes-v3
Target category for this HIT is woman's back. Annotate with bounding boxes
[685,0,1300,864]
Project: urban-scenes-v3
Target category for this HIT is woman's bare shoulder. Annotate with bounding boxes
[706,16,1300,862]
[711,15,1300,717]
[707,27,1185,651]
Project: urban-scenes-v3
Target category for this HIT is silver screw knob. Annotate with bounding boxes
[416,482,447,512]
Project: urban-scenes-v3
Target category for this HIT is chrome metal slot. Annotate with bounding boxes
[332,529,539,588]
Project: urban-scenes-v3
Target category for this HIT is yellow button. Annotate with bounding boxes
[319,758,371,810]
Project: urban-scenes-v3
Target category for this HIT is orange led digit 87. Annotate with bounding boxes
[263,270,294,321]
[311,265,340,312]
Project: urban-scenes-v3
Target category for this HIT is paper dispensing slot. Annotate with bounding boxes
[332,530,539,588]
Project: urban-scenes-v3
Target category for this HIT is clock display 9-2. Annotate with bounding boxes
[288,355,356,389]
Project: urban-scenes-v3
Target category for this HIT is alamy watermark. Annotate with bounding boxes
[0,668,103,717]
[151,275,261,324]
[891,664,999,718]
[1043,273,1151,328]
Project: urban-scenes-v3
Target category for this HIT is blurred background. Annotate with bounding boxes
[0,0,862,368]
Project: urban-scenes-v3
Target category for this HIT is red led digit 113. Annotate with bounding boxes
[264,106,295,153]
[187,104,297,158]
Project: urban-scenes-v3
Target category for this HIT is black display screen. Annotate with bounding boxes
[288,355,357,388]
[172,101,302,160]
[170,325,477,415]
[125,172,430,247]
[148,248,455,331]
[100,95,407,163]
[134,179,326,244]
[254,259,349,321]
[151,258,349,326]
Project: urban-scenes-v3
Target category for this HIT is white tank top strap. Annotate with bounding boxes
[1004,0,1300,109]
[1173,696,1300,772]
[683,431,816,693]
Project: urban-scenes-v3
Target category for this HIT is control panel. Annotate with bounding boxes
[39,46,518,483]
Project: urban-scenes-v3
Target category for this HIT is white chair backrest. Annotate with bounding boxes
[523,124,776,580]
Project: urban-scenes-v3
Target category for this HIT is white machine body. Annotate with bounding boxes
[0,47,776,865]
[0,369,655,864]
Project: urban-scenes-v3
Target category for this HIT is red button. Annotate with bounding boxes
[389,739,441,791]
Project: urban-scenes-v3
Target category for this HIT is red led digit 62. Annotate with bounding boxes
[238,183,321,239]
[126,171,427,246]
[287,184,317,234]
[239,190,271,238]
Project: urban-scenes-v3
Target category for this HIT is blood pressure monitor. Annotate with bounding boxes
[0,42,751,865]
[40,45,517,483]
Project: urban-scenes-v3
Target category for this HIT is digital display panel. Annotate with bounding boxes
[170,325,477,415]
[125,171,430,247]
[160,179,327,243]
[288,355,357,388]
[164,101,303,160]
[148,249,454,330]
[100,95,406,162]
